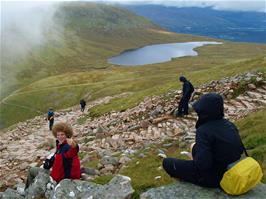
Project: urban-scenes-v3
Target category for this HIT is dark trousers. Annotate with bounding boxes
[49,119,54,131]
[162,158,220,188]
[177,95,191,116]
[80,106,85,112]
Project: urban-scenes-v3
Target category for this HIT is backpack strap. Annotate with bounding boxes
[241,140,249,157]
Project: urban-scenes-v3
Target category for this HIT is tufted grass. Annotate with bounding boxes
[236,108,266,183]
[92,140,189,198]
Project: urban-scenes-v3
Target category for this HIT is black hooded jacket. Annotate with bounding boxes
[179,76,194,99]
[192,93,243,187]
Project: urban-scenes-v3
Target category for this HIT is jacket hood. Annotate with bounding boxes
[179,76,187,82]
[193,93,224,122]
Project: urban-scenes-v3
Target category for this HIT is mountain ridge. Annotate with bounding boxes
[122,5,266,43]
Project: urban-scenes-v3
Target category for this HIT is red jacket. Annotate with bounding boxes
[51,141,81,183]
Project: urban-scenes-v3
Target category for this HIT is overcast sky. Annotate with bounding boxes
[2,0,265,12]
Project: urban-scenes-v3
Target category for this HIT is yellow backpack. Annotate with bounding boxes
[220,149,263,195]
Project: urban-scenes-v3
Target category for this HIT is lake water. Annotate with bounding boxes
[108,41,222,66]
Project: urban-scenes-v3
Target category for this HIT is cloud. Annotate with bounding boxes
[1,1,61,63]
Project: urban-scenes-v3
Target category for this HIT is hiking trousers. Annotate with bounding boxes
[163,158,220,188]
[177,95,191,116]
[49,119,54,131]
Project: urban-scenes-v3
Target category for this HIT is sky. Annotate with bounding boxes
[1,0,265,12]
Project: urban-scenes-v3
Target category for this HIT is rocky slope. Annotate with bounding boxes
[0,71,266,197]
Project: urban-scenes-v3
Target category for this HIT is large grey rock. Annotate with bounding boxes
[52,179,99,199]
[0,188,24,199]
[140,181,266,199]
[101,156,119,166]
[52,175,134,199]
[25,172,50,199]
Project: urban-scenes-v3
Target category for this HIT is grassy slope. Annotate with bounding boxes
[92,109,266,198]
[236,109,266,183]
[1,2,266,128]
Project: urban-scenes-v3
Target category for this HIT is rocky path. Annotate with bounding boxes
[0,72,265,190]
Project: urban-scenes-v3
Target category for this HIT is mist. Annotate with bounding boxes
[1,1,61,64]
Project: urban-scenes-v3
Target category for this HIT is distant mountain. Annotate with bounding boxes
[122,5,266,43]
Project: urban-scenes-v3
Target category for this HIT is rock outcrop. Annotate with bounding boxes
[140,181,266,199]
[0,174,134,199]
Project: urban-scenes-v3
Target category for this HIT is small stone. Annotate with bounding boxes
[248,83,256,90]
[158,153,167,158]
[163,143,173,148]
[138,153,146,158]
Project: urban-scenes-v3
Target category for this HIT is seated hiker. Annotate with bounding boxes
[163,93,244,188]
[80,99,86,112]
[25,122,81,189]
[174,76,194,117]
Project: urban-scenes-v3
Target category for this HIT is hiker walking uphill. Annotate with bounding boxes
[47,108,54,131]
[80,99,86,112]
[175,76,194,117]
[163,93,244,188]
[25,122,81,189]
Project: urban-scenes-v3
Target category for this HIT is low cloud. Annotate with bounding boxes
[1,2,61,63]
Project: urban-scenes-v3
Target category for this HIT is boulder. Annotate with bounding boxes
[101,156,119,166]
[53,175,134,199]
[140,181,266,199]
[26,172,50,199]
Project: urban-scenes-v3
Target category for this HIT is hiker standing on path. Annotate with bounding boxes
[175,76,194,117]
[163,93,244,188]
[25,122,81,189]
[80,99,86,112]
[47,108,54,131]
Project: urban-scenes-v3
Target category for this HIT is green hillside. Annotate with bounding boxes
[1,2,266,129]
[1,2,203,99]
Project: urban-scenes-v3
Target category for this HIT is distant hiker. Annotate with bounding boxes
[25,122,81,189]
[175,76,194,117]
[80,99,86,112]
[47,108,54,130]
[163,93,244,188]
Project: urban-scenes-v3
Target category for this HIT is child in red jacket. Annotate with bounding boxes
[25,122,81,189]
[50,122,81,183]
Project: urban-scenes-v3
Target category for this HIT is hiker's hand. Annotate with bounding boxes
[67,138,77,147]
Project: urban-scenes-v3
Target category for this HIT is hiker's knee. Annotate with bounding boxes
[162,158,176,172]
